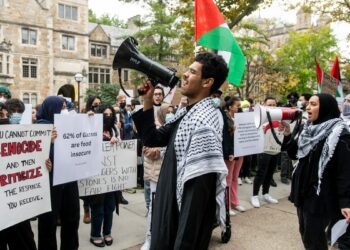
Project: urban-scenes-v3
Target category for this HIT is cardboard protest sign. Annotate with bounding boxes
[321,72,339,96]
[20,104,32,125]
[0,124,52,231]
[53,114,103,186]
[234,112,264,157]
[78,140,137,196]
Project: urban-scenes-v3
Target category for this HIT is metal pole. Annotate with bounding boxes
[77,80,80,113]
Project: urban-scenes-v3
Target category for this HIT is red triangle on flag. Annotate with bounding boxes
[195,0,226,41]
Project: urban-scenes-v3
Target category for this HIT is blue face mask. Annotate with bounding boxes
[165,113,175,123]
[9,113,22,124]
[212,98,221,108]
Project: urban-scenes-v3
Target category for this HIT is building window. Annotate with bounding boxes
[123,70,128,82]
[62,35,75,50]
[58,3,78,21]
[22,28,37,45]
[89,67,111,84]
[22,58,37,78]
[90,44,107,57]
[22,92,38,106]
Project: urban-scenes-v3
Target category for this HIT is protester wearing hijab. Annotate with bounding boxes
[281,93,350,250]
[36,96,80,250]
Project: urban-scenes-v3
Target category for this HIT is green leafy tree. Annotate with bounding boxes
[85,84,120,105]
[88,9,127,28]
[275,26,338,93]
[134,0,177,63]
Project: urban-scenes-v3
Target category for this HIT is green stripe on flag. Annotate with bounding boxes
[197,26,246,86]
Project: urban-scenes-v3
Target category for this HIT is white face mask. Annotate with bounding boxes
[61,109,69,115]
[0,97,7,103]
[165,113,175,123]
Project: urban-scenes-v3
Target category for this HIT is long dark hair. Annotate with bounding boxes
[98,104,117,136]
[85,96,101,112]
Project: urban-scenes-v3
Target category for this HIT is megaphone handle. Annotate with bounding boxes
[266,111,282,146]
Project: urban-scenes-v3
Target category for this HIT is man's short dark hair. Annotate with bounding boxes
[5,99,25,114]
[264,97,276,103]
[194,53,228,94]
[301,93,312,101]
[154,86,165,97]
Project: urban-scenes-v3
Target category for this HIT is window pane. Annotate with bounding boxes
[89,73,92,83]
[68,37,74,50]
[23,93,30,104]
[23,65,29,77]
[58,4,64,18]
[31,93,38,106]
[22,28,29,44]
[62,36,67,49]
[123,70,128,82]
[106,74,110,83]
[100,74,105,84]
[6,55,9,74]
[96,46,101,57]
[0,55,2,74]
[65,6,72,19]
[31,66,37,78]
[72,7,77,20]
[91,44,95,56]
[30,30,36,45]
[23,58,29,64]
[102,46,106,57]
[93,73,98,83]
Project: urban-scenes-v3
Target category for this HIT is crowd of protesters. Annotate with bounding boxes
[0,51,350,250]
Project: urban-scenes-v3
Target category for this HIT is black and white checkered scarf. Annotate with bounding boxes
[297,118,348,195]
[167,97,228,231]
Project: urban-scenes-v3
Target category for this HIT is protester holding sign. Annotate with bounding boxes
[0,99,52,250]
[224,97,246,215]
[281,93,350,250]
[87,104,119,247]
[36,96,80,250]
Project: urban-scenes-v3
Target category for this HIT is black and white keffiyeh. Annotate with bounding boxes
[167,97,228,231]
[297,118,349,195]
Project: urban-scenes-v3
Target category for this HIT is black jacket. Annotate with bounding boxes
[221,109,234,160]
[285,130,350,218]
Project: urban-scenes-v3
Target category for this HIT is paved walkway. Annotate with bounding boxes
[31,174,312,249]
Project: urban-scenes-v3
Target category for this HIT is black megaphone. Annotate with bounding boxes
[113,37,179,95]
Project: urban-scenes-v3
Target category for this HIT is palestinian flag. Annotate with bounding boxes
[330,56,344,98]
[195,0,246,86]
[315,60,323,93]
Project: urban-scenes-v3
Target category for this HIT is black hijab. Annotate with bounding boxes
[313,93,340,125]
[36,96,65,124]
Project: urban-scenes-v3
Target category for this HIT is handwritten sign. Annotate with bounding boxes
[0,124,52,231]
[78,140,137,196]
[53,114,103,186]
[234,112,264,157]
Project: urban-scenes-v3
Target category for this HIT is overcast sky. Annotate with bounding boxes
[88,0,350,58]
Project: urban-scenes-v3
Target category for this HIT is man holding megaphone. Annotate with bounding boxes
[132,52,228,249]
[251,97,302,208]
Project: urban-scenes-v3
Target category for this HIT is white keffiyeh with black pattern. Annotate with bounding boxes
[297,118,349,195]
[167,97,228,231]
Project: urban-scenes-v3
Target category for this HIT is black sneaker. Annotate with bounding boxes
[120,196,129,205]
[281,178,290,184]
[270,179,277,187]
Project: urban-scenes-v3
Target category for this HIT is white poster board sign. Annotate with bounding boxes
[0,124,52,231]
[78,140,137,196]
[163,86,177,104]
[234,112,264,157]
[20,104,32,125]
[53,114,103,186]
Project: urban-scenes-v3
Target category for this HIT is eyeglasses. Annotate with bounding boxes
[154,93,163,96]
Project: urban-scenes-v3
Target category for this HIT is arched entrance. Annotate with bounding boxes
[57,84,75,103]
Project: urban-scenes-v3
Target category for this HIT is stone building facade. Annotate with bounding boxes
[0,0,139,108]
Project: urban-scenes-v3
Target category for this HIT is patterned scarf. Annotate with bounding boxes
[167,97,228,231]
[297,118,349,194]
